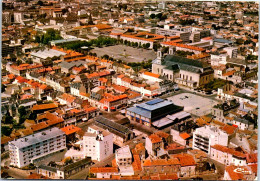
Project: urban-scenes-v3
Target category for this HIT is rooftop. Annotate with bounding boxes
[9,127,65,149]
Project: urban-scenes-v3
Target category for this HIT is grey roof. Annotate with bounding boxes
[59,61,86,70]
[214,38,233,44]
[94,116,133,137]
[227,58,248,66]
[50,38,79,44]
[234,117,253,125]
[9,127,65,149]
[38,165,58,173]
[31,49,66,59]
[162,55,210,73]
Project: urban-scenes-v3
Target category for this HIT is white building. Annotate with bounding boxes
[210,144,247,166]
[115,145,132,167]
[192,125,229,154]
[224,47,238,59]
[83,126,113,161]
[210,54,229,66]
[9,128,66,168]
[14,12,24,24]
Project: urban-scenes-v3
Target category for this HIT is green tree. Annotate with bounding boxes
[18,106,27,124]
[1,126,13,136]
[150,14,155,19]
[1,84,7,93]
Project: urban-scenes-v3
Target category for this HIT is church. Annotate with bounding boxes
[152,49,214,88]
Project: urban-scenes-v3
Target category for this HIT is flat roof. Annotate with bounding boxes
[9,127,65,149]
[116,145,132,158]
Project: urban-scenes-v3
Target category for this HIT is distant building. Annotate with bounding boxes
[2,12,11,24]
[9,127,66,168]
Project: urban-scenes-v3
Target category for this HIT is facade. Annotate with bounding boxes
[192,125,229,153]
[210,144,247,166]
[152,52,214,88]
[9,127,66,168]
[83,127,113,161]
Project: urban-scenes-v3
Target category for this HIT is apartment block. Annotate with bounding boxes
[83,126,113,161]
[9,127,66,168]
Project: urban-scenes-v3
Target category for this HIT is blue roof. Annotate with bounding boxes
[136,98,173,111]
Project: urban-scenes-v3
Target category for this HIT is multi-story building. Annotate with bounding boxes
[192,125,231,154]
[9,127,66,168]
[115,145,132,167]
[2,12,11,24]
[224,47,238,58]
[152,51,214,88]
[83,126,113,161]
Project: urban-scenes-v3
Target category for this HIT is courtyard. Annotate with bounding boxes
[90,45,157,63]
[167,93,219,116]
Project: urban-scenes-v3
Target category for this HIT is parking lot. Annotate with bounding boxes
[91,45,157,63]
[167,93,218,116]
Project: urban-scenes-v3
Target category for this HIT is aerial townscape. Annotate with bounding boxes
[1,0,259,180]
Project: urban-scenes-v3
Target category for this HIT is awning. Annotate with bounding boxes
[145,94,150,96]
[153,93,158,96]
[103,106,108,109]
[111,107,115,110]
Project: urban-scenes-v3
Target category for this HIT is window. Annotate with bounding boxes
[190,76,192,81]
[180,74,181,78]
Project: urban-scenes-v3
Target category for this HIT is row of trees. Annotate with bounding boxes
[150,13,168,21]
[122,40,150,49]
[60,36,118,51]
[35,28,63,45]
[127,59,153,70]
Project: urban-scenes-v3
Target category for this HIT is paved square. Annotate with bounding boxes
[167,93,218,116]
[91,45,157,63]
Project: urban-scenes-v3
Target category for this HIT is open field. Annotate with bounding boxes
[91,45,157,63]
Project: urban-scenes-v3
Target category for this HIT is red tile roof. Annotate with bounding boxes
[143,72,160,78]
[90,167,118,173]
[32,103,58,111]
[179,132,191,140]
[172,153,196,166]
[211,144,246,158]
[61,125,81,135]
[161,42,205,51]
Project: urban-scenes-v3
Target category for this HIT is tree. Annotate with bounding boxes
[37,0,44,6]
[18,106,27,124]
[150,14,156,19]
[236,38,244,45]
[1,126,13,136]
[88,14,94,25]
[1,84,6,93]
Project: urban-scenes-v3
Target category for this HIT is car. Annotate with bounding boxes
[196,107,200,110]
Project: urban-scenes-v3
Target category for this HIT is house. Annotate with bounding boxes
[223,165,256,180]
[210,144,247,166]
[37,157,92,179]
[172,153,196,178]
[115,145,132,167]
[171,128,191,146]
[145,131,172,158]
[89,167,119,179]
